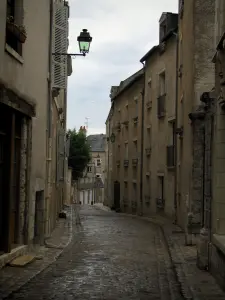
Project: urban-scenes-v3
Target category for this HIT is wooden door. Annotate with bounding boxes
[0,130,6,253]
[10,113,21,246]
[0,104,22,253]
[0,103,12,252]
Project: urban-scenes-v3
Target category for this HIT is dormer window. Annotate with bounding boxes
[160,21,167,41]
[159,12,178,43]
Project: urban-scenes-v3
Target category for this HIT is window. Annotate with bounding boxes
[97,159,101,166]
[134,140,137,153]
[147,127,151,146]
[118,110,121,120]
[52,2,69,89]
[157,176,165,209]
[147,80,151,101]
[158,71,166,118]
[160,21,167,41]
[87,166,92,173]
[159,71,166,96]
[117,144,120,157]
[133,182,137,199]
[125,104,128,120]
[125,142,128,159]
[167,121,175,168]
[6,0,24,55]
[134,96,138,116]
[7,0,15,18]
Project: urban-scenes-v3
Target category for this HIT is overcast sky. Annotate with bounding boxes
[67,0,178,135]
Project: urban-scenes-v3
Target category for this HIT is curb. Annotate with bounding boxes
[1,206,74,299]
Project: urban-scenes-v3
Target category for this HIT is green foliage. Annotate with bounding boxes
[67,128,91,180]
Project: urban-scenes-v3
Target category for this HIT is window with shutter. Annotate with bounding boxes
[57,127,65,182]
[52,3,69,89]
[66,136,70,157]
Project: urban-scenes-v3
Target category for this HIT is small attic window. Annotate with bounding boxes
[160,21,167,42]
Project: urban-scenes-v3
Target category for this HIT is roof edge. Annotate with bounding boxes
[140,27,177,63]
[111,68,144,101]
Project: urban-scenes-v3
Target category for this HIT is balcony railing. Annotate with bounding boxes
[146,100,152,109]
[145,195,151,204]
[124,159,129,167]
[116,122,121,132]
[156,198,165,209]
[167,145,175,168]
[133,116,138,124]
[157,94,166,118]
[145,148,151,156]
[123,197,128,208]
[132,158,138,166]
[122,120,129,127]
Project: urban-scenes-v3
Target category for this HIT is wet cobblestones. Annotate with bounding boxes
[3,206,184,300]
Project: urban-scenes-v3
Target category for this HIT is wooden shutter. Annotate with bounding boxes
[66,136,70,157]
[52,3,69,89]
[57,126,65,182]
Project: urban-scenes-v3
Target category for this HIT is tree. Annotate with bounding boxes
[68,128,91,180]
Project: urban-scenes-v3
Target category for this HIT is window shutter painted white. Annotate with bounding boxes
[66,136,70,157]
[52,3,69,89]
[57,127,65,182]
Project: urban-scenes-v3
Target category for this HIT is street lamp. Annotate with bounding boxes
[52,29,92,57]
[77,29,92,55]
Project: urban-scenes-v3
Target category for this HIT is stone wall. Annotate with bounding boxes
[210,243,225,290]
[18,118,28,245]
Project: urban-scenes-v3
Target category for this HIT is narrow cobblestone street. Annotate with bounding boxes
[3,205,184,300]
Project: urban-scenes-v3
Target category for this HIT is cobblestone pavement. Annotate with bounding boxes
[119,212,225,300]
[3,205,184,300]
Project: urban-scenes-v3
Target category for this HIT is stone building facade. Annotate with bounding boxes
[87,134,106,204]
[176,0,215,241]
[140,12,177,218]
[77,162,96,205]
[104,0,225,291]
[0,0,71,266]
[105,13,177,218]
[77,134,106,205]
[106,69,144,212]
[105,103,115,208]
[194,0,225,290]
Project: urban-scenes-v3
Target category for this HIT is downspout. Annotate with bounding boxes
[173,31,179,225]
[63,88,67,209]
[107,119,110,207]
[45,0,54,239]
[140,62,146,216]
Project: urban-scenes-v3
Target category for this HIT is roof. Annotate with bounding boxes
[140,45,159,63]
[140,27,177,63]
[87,134,106,152]
[159,12,177,23]
[111,68,144,101]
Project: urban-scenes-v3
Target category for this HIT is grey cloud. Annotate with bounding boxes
[67,0,178,131]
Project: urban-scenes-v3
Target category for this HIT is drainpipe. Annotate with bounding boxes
[173,31,179,225]
[45,0,54,240]
[140,62,146,216]
[107,119,110,207]
[63,88,67,208]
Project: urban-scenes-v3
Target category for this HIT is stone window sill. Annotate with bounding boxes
[5,44,24,64]
[212,234,225,256]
